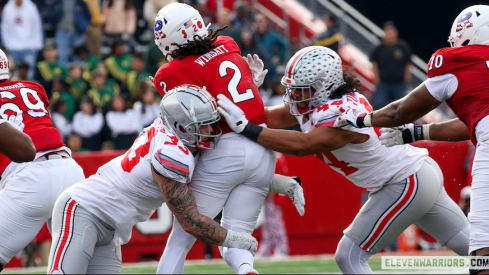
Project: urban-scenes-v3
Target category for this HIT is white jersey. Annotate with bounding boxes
[66,118,197,244]
[297,92,428,192]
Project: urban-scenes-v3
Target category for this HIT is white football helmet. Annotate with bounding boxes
[448,5,489,47]
[0,49,10,81]
[154,3,210,60]
[160,84,221,150]
[281,46,345,116]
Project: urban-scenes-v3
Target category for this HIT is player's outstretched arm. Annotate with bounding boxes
[0,121,36,162]
[337,83,443,129]
[217,94,368,156]
[426,118,469,141]
[152,168,258,253]
[379,118,470,147]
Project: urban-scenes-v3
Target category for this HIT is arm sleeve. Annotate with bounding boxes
[151,138,194,184]
[424,74,458,102]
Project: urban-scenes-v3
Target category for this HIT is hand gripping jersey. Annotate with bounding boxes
[0,81,64,176]
[426,45,489,145]
[153,36,267,134]
[298,92,427,192]
[66,118,197,244]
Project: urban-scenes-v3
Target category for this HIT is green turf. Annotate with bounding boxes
[0,258,387,274]
[4,256,467,274]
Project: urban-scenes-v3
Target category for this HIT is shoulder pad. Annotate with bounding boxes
[151,133,194,184]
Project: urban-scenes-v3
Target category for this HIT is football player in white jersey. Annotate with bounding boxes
[335,5,489,274]
[47,85,259,274]
[217,46,469,274]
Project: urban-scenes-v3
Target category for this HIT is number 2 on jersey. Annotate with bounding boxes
[219,60,255,103]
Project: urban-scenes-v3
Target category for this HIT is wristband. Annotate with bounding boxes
[356,113,372,128]
[413,125,424,141]
[363,113,373,127]
[422,124,431,140]
[240,123,263,142]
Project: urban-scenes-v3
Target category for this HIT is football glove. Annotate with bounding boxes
[334,108,372,128]
[270,174,305,216]
[244,54,268,88]
[379,124,428,147]
[222,230,258,255]
[2,111,24,131]
[217,94,248,133]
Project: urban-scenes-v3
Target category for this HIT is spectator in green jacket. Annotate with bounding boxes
[34,42,69,98]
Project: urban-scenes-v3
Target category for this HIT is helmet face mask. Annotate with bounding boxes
[282,83,320,116]
[448,5,489,48]
[160,85,222,150]
[154,3,210,61]
[281,46,344,116]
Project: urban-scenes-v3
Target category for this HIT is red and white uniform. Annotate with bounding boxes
[302,92,467,256]
[424,44,489,253]
[48,118,197,273]
[0,80,85,266]
[0,81,65,180]
[154,36,275,274]
[154,36,267,134]
[425,45,489,145]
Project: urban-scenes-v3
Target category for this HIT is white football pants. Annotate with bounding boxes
[157,133,275,274]
[0,158,85,265]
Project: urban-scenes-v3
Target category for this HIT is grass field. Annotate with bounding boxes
[3,251,469,274]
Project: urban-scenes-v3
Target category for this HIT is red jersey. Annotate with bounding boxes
[426,45,489,145]
[0,80,64,174]
[153,36,267,134]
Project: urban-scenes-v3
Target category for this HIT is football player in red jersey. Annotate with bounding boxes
[217,46,470,273]
[335,5,489,273]
[151,3,304,274]
[0,49,86,272]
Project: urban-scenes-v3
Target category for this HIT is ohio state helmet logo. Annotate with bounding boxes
[456,12,473,32]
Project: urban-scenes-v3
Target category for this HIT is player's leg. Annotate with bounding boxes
[415,172,469,256]
[157,135,246,274]
[468,140,489,258]
[220,140,275,274]
[157,218,199,274]
[48,192,115,274]
[0,159,82,267]
[337,158,441,273]
[86,240,122,274]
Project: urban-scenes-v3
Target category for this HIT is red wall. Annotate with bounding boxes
[68,141,473,262]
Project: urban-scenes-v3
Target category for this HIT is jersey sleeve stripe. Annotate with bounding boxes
[316,116,338,128]
[155,153,190,176]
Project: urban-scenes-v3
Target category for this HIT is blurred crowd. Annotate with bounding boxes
[0,0,291,152]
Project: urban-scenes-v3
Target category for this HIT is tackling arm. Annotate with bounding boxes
[256,126,368,157]
[370,82,442,127]
[0,122,36,162]
[153,167,227,245]
[152,167,258,253]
